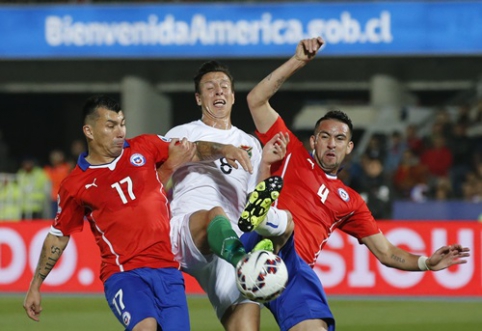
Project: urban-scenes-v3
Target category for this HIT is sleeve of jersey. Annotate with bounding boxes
[136,134,171,164]
[255,116,290,145]
[255,115,304,156]
[165,125,188,139]
[339,193,381,242]
[51,185,85,237]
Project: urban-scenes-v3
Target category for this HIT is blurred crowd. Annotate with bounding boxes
[0,139,85,221]
[335,100,482,219]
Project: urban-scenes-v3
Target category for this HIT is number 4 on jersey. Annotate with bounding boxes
[317,184,329,204]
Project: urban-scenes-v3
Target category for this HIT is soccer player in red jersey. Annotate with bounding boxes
[241,37,471,331]
[23,95,253,331]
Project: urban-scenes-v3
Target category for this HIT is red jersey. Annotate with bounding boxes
[257,117,380,267]
[51,135,178,282]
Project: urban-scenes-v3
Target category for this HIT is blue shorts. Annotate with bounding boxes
[241,232,335,331]
[104,267,190,331]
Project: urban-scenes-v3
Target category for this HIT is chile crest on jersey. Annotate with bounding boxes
[338,188,350,202]
[130,153,146,167]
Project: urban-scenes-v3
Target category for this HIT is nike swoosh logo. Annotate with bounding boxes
[265,222,279,229]
[255,251,269,264]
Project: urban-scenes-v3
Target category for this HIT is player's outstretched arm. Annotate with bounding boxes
[258,132,290,182]
[247,37,324,133]
[23,233,70,322]
[362,233,470,271]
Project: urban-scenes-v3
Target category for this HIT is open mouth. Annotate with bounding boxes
[213,99,226,107]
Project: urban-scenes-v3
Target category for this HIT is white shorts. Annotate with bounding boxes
[170,212,257,320]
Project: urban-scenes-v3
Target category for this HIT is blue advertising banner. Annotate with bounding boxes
[0,2,481,59]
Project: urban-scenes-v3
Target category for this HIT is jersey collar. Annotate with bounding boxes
[77,140,130,171]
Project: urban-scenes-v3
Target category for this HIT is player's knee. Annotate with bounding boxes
[208,206,227,221]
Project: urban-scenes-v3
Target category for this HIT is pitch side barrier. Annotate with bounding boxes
[0,1,481,58]
[0,220,480,297]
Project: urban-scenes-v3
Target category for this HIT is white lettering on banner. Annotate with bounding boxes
[29,228,77,286]
[0,228,26,284]
[432,229,474,289]
[348,235,375,287]
[45,11,392,48]
[317,227,476,290]
[379,228,426,288]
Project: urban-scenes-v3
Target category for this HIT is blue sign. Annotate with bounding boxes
[0,2,481,58]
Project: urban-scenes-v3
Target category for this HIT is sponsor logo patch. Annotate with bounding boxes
[122,311,131,326]
[239,145,253,158]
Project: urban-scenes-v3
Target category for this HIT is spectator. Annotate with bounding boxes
[420,134,453,178]
[16,156,50,220]
[351,156,393,219]
[405,124,424,156]
[432,176,453,201]
[461,170,482,202]
[67,139,86,170]
[44,149,71,218]
[448,123,474,198]
[384,130,407,176]
[0,174,21,221]
[393,149,428,199]
[364,134,386,161]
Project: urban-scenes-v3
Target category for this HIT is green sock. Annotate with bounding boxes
[207,215,247,267]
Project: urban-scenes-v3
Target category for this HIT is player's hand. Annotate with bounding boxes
[165,138,197,170]
[262,132,290,166]
[220,144,253,174]
[426,244,470,271]
[23,289,42,322]
[294,37,324,63]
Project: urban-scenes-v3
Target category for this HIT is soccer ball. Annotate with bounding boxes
[235,250,288,303]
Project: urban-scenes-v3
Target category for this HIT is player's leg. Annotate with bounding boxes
[131,318,157,331]
[264,236,335,331]
[289,319,329,331]
[238,176,283,232]
[258,208,293,253]
[221,302,261,331]
[188,255,261,331]
[192,207,247,267]
[176,210,262,331]
[104,268,190,331]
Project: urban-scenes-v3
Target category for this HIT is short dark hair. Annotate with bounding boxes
[193,61,234,94]
[314,109,353,139]
[82,95,121,124]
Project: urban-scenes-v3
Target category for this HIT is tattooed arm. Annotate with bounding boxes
[23,233,70,322]
[194,141,253,174]
[247,37,324,133]
[362,232,470,271]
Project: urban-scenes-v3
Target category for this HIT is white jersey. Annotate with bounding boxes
[166,120,262,233]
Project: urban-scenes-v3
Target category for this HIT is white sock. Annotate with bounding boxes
[255,208,288,237]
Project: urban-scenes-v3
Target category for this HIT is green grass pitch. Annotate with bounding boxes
[2,295,481,331]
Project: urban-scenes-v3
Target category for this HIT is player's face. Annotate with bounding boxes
[196,71,235,126]
[87,107,126,158]
[310,119,353,175]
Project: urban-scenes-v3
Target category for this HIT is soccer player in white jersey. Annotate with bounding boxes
[162,61,294,331]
